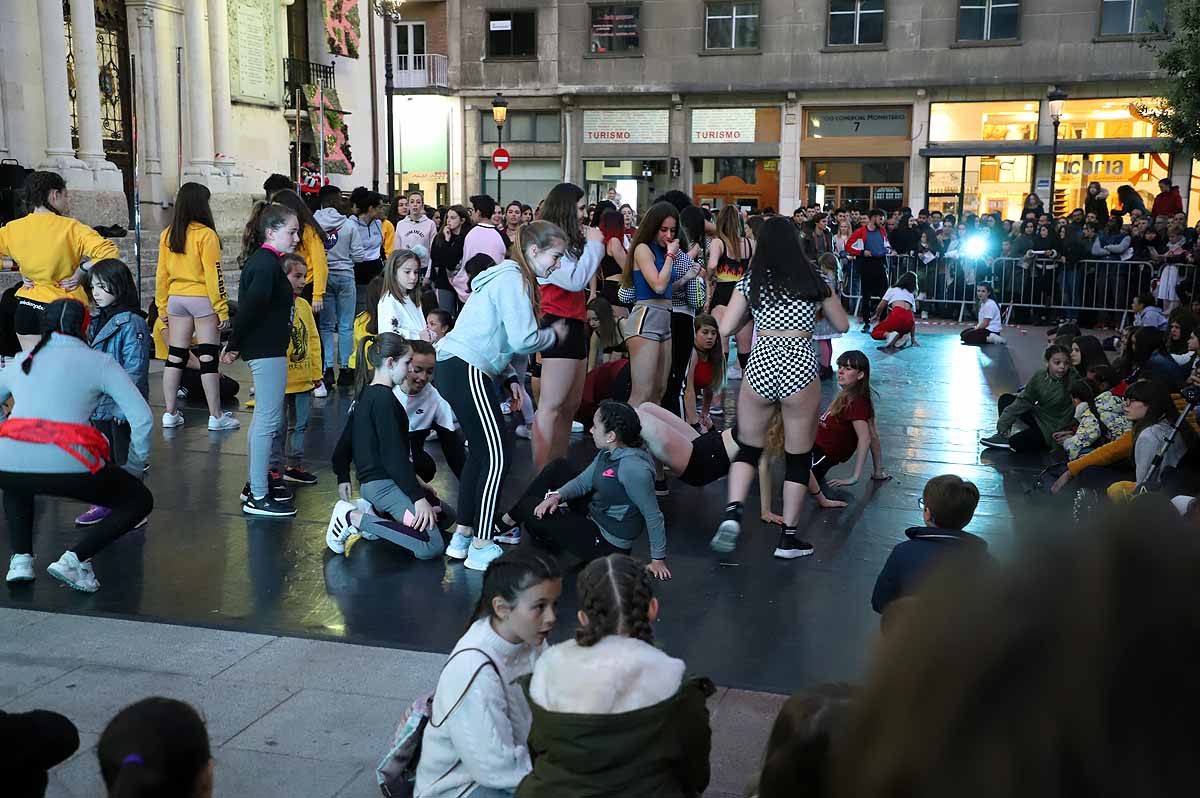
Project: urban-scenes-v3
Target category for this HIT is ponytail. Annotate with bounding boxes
[354,332,412,396]
[22,298,89,375]
[240,202,297,265]
[511,220,566,318]
[98,697,211,798]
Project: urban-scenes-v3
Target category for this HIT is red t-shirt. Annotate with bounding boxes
[815,395,874,464]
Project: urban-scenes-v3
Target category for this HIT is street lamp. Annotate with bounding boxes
[492,93,508,203]
[1047,87,1069,216]
[373,0,406,195]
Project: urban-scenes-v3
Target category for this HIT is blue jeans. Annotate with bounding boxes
[246,357,288,498]
[320,271,356,370]
[1059,266,1084,312]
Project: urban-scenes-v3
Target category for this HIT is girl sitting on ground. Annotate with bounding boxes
[326,333,453,559]
[871,271,919,352]
[1058,379,1131,462]
[980,345,1076,453]
[1103,379,1198,502]
[494,401,671,580]
[683,313,724,432]
[518,553,714,798]
[1070,335,1110,380]
[808,349,889,496]
[415,549,563,798]
[960,283,1004,345]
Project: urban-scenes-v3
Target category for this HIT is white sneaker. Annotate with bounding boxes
[570,421,585,434]
[514,424,532,439]
[208,412,241,431]
[313,382,328,398]
[495,526,522,545]
[445,533,471,560]
[326,500,358,554]
[6,553,34,582]
[47,552,99,592]
[465,541,504,571]
[353,498,379,539]
[162,411,185,428]
[988,333,1007,344]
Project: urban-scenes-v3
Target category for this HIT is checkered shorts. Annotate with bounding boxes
[744,337,819,401]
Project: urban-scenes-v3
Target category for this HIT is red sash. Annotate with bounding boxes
[0,418,111,473]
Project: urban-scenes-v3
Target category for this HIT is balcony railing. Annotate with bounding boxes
[283,58,336,108]
[392,53,449,90]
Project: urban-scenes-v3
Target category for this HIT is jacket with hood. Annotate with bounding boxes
[518,636,714,798]
[555,446,668,561]
[89,308,151,422]
[996,367,1077,446]
[349,215,383,262]
[436,261,556,380]
[845,224,891,258]
[1085,187,1110,223]
[872,526,990,613]
[1063,390,1130,461]
[397,214,438,256]
[314,207,360,274]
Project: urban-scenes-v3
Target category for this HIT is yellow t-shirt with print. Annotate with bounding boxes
[286,297,322,394]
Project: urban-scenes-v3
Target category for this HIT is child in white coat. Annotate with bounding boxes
[378,249,434,342]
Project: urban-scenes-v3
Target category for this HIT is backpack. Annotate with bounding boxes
[377,648,499,798]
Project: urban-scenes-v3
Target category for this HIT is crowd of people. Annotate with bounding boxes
[2,166,1199,798]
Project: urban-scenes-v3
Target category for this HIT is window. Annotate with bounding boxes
[1055,97,1166,139]
[1100,0,1167,35]
[1054,153,1169,216]
[828,0,885,46]
[926,155,1033,219]
[487,11,537,58]
[704,2,760,50]
[481,112,561,143]
[590,4,641,54]
[929,101,1038,141]
[481,160,563,206]
[957,0,1019,41]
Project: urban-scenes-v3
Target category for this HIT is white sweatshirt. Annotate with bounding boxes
[378,293,426,340]
[415,618,543,798]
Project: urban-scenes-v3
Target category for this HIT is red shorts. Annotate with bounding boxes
[871,306,914,339]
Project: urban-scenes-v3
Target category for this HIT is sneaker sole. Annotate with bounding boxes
[47,564,98,592]
[710,519,741,553]
[980,440,1012,450]
[74,517,106,527]
[208,423,241,431]
[242,504,297,518]
[464,554,496,572]
[445,540,471,560]
[773,548,815,560]
[162,419,184,428]
[283,474,319,485]
[5,572,34,583]
[495,534,521,545]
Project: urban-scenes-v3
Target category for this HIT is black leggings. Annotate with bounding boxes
[509,458,627,563]
[2,467,153,560]
[410,425,467,482]
[435,356,508,540]
[997,394,1048,453]
[660,311,695,416]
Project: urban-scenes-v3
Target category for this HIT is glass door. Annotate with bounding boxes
[395,22,427,88]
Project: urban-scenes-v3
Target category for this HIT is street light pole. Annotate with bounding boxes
[492,93,508,203]
[1047,87,1069,216]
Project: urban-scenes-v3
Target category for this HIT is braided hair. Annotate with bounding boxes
[596,400,642,447]
[470,547,562,626]
[22,298,89,374]
[575,554,656,647]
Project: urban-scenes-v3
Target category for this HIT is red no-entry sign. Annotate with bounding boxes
[492,148,511,171]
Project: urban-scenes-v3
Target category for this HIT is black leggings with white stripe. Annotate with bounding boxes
[435,356,509,541]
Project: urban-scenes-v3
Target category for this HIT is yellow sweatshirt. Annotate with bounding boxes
[286,297,322,394]
[0,212,119,303]
[155,222,230,321]
[296,225,329,304]
[348,310,371,369]
[382,219,395,259]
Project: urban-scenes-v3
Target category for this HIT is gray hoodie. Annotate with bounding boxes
[314,207,359,274]
[556,446,668,560]
[436,260,556,379]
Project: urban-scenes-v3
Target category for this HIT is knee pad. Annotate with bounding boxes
[732,437,764,468]
[193,343,220,373]
[164,346,189,369]
[785,451,812,485]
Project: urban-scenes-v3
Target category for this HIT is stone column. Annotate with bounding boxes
[134,7,164,202]
[207,0,238,173]
[37,0,88,174]
[68,0,122,188]
[183,0,217,177]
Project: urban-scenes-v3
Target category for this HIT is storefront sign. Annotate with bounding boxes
[873,186,903,202]
[691,109,757,143]
[1058,157,1126,176]
[583,110,669,144]
[806,109,909,138]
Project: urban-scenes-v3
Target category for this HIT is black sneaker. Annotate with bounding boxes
[654,479,669,497]
[283,466,319,485]
[337,368,356,387]
[773,532,815,560]
[240,479,295,504]
[243,493,298,517]
[323,368,335,389]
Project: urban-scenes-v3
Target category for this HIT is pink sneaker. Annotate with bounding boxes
[75,505,112,526]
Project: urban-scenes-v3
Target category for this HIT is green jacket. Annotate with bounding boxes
[516,674,716,798]
[997,368,1077,445]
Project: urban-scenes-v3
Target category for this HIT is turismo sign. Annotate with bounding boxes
[582,110,669,144]
[691,109,758,143]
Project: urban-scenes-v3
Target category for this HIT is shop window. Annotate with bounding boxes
[692,157,762,185]
[1053,153,1170,219]
[806,158,906,212]
[957,0,1019,41]
[828,0,885,46]
[488,11,537,58]
[704,2,760,50]
[929,101,1038,142]
[926,155,1032,220]
[481,111,561,143]
[590,4,641,54]
[1056,97,1166,140]
[1100,0,1166,35]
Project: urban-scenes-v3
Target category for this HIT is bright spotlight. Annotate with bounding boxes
[963,234,989,259]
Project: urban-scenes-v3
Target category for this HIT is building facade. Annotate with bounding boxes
[448,0,1190,220]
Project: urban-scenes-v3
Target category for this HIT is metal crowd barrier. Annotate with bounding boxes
[838,253,1194,327]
